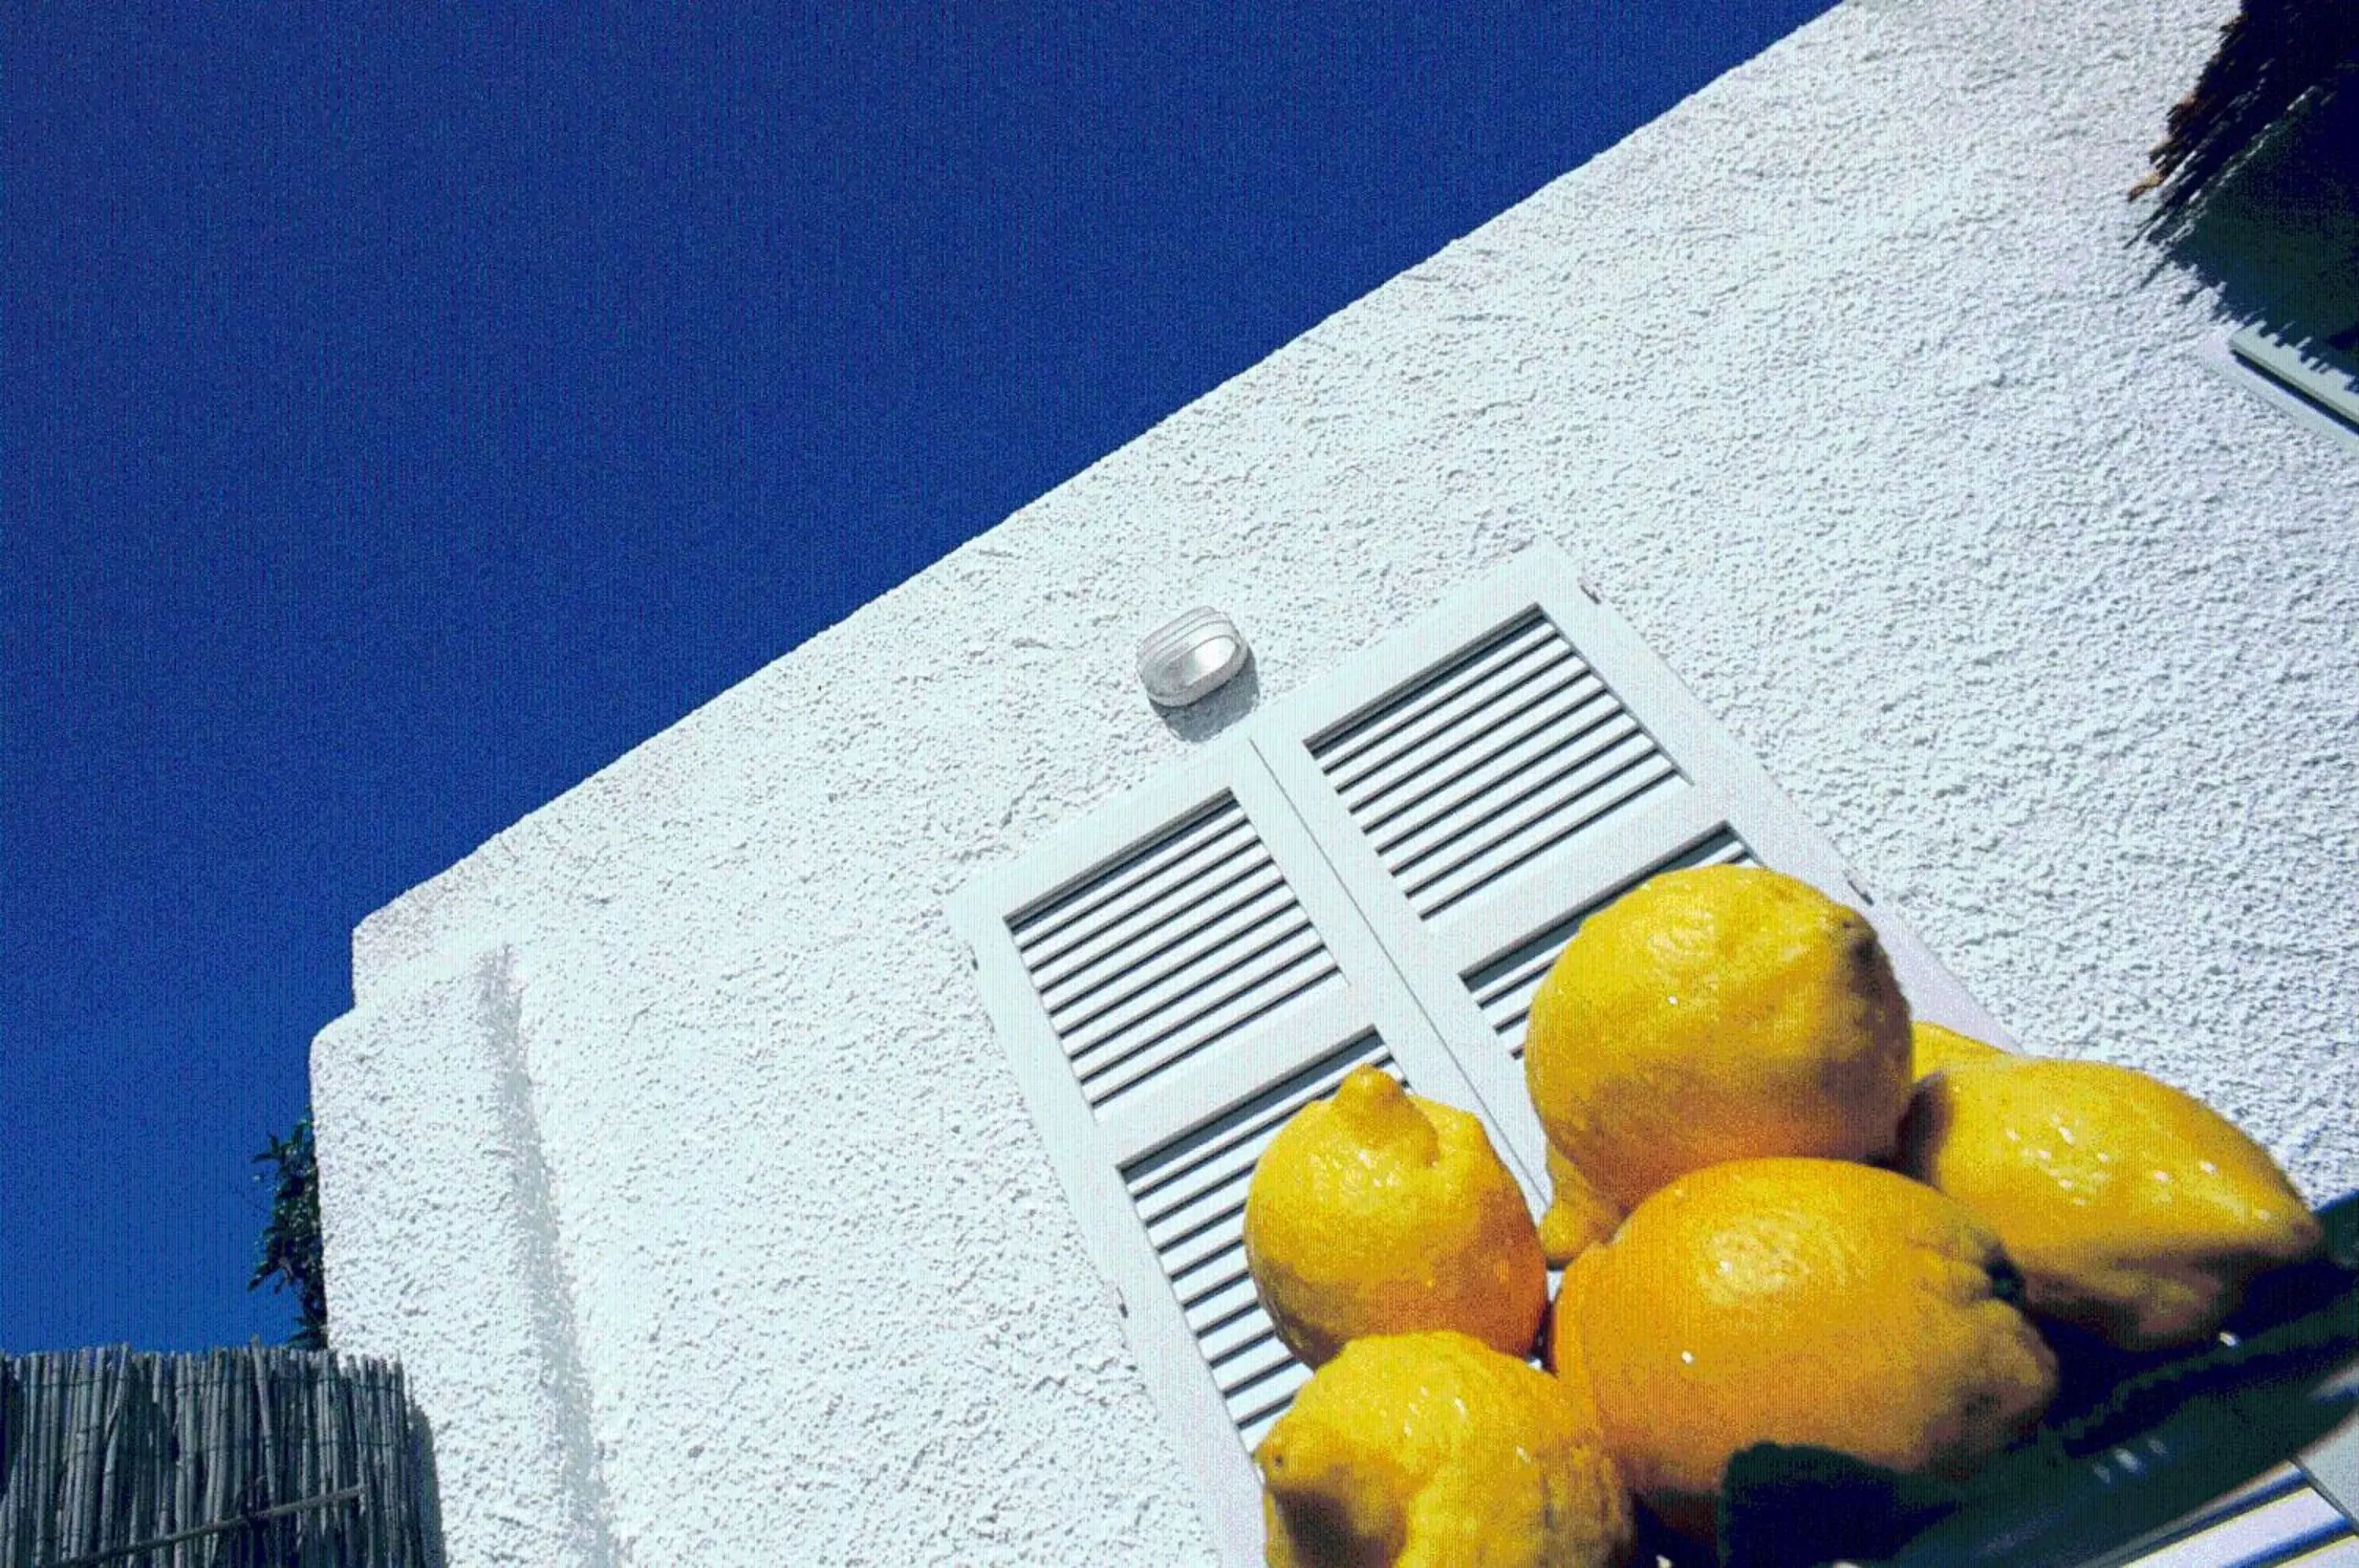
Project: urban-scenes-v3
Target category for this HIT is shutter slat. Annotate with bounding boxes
[1157,1208,1252,1281]
[1172,1247,1253,1316]
[1210,1332,1293,1398]
[1400,740,1680,916]
[1317,614,1560,790]
[1168,1247,1249,1319]
[1374,704,1637,867]
[1049,881,1302,1043]
[1075,940,1338,1109]
[1231,1365,1316,1448]
[1143,1181,1247,1257]
[1062,915,1319,1068]
[1359,676,1616,848]
[1013,799,1249,961]
[1197,1303,1279,1366]
[2116,1478,2352,1566]
[1335,642,1590,815]
[1031,836,1278,1003]
[1308,609,1690,923]
[1184,1273,1266,1339]
[1138,1153,1259,1233]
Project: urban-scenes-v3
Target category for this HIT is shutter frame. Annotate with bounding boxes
[949,540,2351,1566]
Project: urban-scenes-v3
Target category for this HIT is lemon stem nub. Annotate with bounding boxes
[1332,1066,1439,1165]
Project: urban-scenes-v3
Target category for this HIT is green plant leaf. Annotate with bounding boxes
[248,1110,328,1349]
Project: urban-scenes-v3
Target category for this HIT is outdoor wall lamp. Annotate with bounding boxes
[1138,607,1251,708]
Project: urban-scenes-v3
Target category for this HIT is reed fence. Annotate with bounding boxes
[0,1346,441,1568]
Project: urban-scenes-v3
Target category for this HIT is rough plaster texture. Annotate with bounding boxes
[314,0,2358,1562]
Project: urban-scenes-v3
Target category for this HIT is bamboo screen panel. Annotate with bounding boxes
[0,1345,442,1568]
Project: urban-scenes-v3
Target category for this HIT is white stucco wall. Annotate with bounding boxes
[313,0,2359,1561]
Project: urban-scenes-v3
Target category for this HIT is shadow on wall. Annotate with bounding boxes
[2154,78,2359,366]
[1155,655,1262,744]
[415,1404,451,1568]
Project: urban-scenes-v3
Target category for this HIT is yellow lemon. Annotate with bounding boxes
[1912,1020,2010,1078]
[1553,1158,2057,1537]
[1243,1066,1546,1367]
[1256,1330,1632,1568]
[1523,864,1913,1262]
[1897,1058,2323,1349]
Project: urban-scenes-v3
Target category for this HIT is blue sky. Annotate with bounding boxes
[2,2,1832,1353]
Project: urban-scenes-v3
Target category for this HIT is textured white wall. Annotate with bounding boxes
[313,0,2359,1562]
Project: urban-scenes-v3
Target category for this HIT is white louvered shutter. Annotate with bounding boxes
[948,742,1542,1568]
[951,541,2357,1566]
[1247,545,2018,1184]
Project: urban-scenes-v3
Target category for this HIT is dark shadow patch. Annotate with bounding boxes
[1153,655,1261,742]
[2146,79,2359,367]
